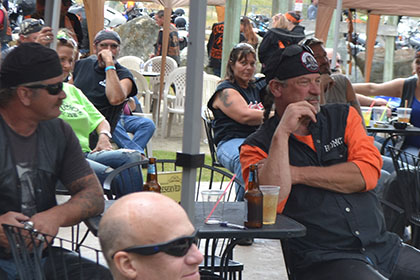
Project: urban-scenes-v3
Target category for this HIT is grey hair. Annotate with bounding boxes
[263,78,288,121]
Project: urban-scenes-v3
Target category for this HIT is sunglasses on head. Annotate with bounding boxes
[112,230,198,259]
[24,82,63,95]
[232,42,254,50]
[57,32,78,48]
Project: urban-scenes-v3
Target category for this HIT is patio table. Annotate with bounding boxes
[367,124,420,154]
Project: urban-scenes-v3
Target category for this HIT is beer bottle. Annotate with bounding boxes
[244,164,263,228]
[143,157,161,193]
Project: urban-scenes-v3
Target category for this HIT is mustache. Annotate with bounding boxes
[305,97,319,102]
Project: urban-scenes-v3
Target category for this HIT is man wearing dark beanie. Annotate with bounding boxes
[0,43,111,279]
[240,45,420,279]
[71,29,137,148]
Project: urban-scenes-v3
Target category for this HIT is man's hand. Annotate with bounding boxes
[97,49,114,68]
[29,211,61,242]
[92,134,113,152]
[0,212,29,248]
[320,73,334,91]
[35,27,54,46]
[278,101,318,136]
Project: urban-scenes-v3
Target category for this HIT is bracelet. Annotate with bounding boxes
[105,66,116,72]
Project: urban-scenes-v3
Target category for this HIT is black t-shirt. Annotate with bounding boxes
[4,119,92,216]
[73,55,137,132]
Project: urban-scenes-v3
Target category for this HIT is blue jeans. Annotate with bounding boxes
[86,149,143,197]
[217,138,245,201]
[112,115,155,155]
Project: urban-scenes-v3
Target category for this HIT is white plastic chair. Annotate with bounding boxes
[117,56,144,71]
[128,69,153,114]
[161,66,187,138]
[201,73,221,141]
[202,73,221,105]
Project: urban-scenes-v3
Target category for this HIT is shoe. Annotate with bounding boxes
[237,238,253,246]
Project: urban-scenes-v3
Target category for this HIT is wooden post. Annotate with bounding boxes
[383,16,398,82]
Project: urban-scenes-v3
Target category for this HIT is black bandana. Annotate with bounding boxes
[93,29,121,45]
[263,44,319,82]
[0,43,62,88]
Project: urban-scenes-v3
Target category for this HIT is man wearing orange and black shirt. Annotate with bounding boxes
[240,45,420,279]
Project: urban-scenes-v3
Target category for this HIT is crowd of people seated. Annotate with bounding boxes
[2,4,420,279]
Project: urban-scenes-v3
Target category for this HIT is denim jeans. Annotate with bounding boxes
[217,138,245,201]
[86,149,143,197]
[112,115,155,155]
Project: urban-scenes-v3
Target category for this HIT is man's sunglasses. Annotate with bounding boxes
[24,82,63,95]
[112,230,198,258]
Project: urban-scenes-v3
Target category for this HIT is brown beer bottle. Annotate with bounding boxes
[244,164,263,228]
[143,157,161,193]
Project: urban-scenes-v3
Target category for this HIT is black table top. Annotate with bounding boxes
[367,124,420,135]
[194,202,306,239]
[86,201,306,240]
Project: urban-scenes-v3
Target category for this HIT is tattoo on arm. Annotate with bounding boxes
[220,89,233,108]
[65,174,104,219]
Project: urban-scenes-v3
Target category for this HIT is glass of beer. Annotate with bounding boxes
[397,108,412,123]
[260,186,280,225]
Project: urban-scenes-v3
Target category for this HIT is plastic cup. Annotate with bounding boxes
[397,108,412,123]
[360,106,372,127]
[372,107,388,123]
[201,190,225,225]
[260,186,280,225]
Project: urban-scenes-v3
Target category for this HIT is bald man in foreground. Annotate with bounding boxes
[98,193,203,280]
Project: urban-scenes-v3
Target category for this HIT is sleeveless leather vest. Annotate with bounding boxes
[0,117,67,215]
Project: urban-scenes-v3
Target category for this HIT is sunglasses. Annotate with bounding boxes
[98,42,119,49]
[57,32,78,49]
[113,230,198,258]
[232,42,254,50]
[24,82,63,95]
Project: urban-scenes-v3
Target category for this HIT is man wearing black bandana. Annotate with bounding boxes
[71,29,137,148]
[240,45,420,279]
[0,43,111,279]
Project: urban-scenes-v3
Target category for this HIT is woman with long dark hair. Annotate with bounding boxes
[207,43,266,200]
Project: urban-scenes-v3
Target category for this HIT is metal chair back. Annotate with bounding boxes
[102,159,149,200]
[201,107,222,168]
[388,146,420,247]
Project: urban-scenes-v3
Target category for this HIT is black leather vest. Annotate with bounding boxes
[243,104,400,277]
[0,117,67,215]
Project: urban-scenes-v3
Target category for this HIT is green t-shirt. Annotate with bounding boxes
[59,83,105,152]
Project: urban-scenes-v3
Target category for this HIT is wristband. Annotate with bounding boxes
[105,66,116,72]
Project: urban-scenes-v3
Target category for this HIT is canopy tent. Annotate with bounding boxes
[315,0,420,81]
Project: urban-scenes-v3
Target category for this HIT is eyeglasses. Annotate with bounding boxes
[112,230,198,259]
[24,82,63,95]
[98,42,119,49]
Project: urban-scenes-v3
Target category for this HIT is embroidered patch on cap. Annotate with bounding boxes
[301,52,319,72]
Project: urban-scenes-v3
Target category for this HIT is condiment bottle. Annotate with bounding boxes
[244,164,263,228]
[143,157,161,193]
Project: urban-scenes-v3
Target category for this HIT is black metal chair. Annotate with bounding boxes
[102,159,149,200]
[2,224,108,280]
[387,146,420,248]
[201,107,223,168]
